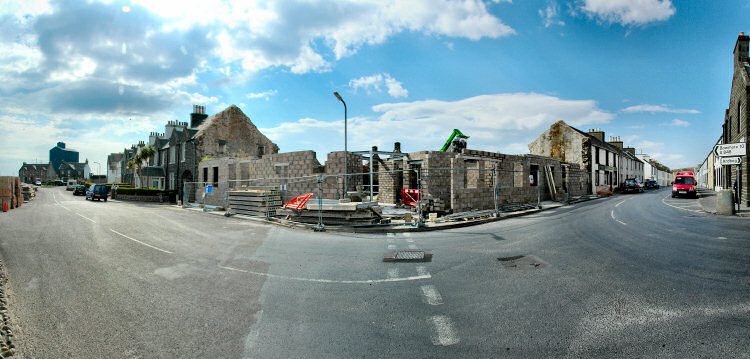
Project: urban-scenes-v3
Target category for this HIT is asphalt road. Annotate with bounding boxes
[1,186,749,358]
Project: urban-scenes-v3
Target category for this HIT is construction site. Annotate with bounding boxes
[185,127,593,230]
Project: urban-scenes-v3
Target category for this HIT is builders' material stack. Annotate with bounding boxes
[0,177,16,210]
[277,201,384,225]
[228,189,282,217]
[21,184,34,201]
[14,177,22,208]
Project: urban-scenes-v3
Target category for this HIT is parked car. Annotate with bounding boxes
[34,180,42,186]
[66,179,77,191]
[86,184,108,202]
[623,178,644,193]
[73,185,86,196]
[645,180,660,189]
[672,174,697,198]
[55,180,65,186]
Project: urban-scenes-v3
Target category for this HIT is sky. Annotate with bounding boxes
[1,0,748,176]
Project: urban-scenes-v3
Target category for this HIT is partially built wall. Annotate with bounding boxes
[195,150,362,206]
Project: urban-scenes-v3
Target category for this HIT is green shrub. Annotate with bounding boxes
[114,187,176,197]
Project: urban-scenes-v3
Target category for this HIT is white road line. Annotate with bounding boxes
[610,210,627,226]
[59,205,71,211]
[76,213,96,223]
[420,285,444,306]
[109,229,173,254]
[387,244,397,250]
[661,195,703,213]
[388,268,400,279]
[430,315,460,346]
[615,200,626,207]
[218,265,431,284]
[387,237,395,244]
[52,192,59,204]
[408,244,418,249]
[405,238,415,243]
[416,266,430,276]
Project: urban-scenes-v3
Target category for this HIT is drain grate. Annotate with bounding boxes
[384,250,433,262]
[498,255,547,272]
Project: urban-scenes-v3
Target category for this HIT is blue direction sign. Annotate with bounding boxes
[206,185,212,193]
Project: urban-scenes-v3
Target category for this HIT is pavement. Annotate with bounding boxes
[696,188,750,217]
[2,186,750,357]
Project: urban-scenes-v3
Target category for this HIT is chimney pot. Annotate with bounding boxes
[741,32,745,36]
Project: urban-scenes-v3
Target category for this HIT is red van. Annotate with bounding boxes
[672,174,697,198]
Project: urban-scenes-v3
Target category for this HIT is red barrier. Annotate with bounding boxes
[401,189,421,206]
[284,193,314,210]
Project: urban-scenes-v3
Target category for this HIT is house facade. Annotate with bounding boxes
[19,163,55,183]
[720,32,749,205]
[528,121,644,194]
[58,161,90,180]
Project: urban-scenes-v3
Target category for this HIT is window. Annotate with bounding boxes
[213,166,219,186]
[595,148,599,164]
[203,167,208,184]
[182,143,186,162]
[738,102,742,134]
[529,165,539,187]
[258,145,264,157]
[169,146,174,164]
[605,150,609,166]
[513,162,523,188]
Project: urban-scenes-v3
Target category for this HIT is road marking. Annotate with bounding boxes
[408,244,418,249]
[387,244,397,250]
[661,194,703,213]
[406,238,415,243]
[218,265,431,284]
[421,285,444,306]
[59,205,71,211]
[717,236,727,240]
[109,229,173,254]
[388,268,400,279]
[416,266,429,276]
[387,237,395,244]
[430,315,460,346]
[76,213,96,223]
[615,200,626,207]
[610,210,627,226]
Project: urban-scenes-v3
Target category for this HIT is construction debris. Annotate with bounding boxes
[276,200,385,225]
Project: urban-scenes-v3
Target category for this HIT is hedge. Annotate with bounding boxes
[114,187,176,197]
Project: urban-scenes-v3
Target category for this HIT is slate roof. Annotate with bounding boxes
[21,163,49,171]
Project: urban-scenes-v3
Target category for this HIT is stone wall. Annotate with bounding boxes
[196,150,363,206]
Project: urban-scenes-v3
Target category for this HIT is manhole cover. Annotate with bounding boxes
[383,250,433,262]
[498,255,547,272]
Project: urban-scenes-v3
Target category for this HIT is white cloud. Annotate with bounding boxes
[246,90,278,101]
[260,92,613,159]
[577,0,675,26]
[349,73,408,98]
[539,2,565,28]
[621,104,700,114]
[635,140,664,150]
[669,119,690,127]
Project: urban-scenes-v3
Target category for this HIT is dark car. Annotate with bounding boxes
[55,180,65,186]
[86,184,108,202]
[645,180,660,189]
[623,178,644,193]
[73,185,86,196]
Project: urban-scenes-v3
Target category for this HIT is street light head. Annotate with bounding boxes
[333,91,343,103]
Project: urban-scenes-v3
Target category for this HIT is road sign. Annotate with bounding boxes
[719,156,742,165]
[714,142,746,157]
[206,185,212,193]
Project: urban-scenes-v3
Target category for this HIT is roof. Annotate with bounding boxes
[565,124,624,155]
[59,162,88,172]
[21,163,49,171]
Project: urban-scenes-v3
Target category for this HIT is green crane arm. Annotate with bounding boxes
[440,129,469,152]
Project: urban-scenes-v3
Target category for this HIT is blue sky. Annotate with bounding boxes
[1,0,748,176]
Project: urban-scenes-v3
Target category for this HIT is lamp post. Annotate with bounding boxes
[333,91,347,200]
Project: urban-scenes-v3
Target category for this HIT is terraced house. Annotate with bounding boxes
[115,105,279,202]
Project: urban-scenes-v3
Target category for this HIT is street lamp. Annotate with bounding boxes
[333,91,347,200]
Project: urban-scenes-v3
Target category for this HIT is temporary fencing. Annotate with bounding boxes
[181,165,603,229]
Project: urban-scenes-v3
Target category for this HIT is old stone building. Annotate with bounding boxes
[58,161,90,180]
[528,121,644,194]
[19,163,54,183]
[115,105,280,201]
[721,32,749,205]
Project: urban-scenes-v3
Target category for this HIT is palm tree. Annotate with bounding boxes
[126,160,135,187]
[131,152,143,188]
[140,145,156,188]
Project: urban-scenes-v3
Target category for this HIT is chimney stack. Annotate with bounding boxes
[588,128,605,142]
[735,31,749,66]
[393,142,401,153]
[190,104,208,128]
[608,136,624,149]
